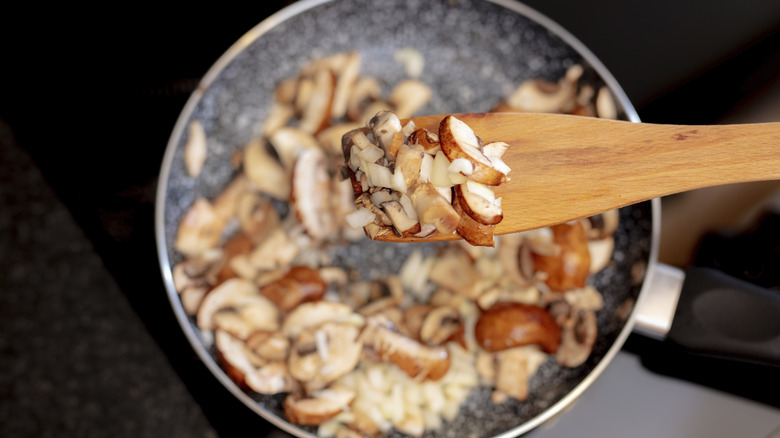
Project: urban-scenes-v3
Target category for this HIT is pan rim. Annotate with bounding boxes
[154,1,661,437]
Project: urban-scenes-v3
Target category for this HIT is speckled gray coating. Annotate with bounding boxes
[156,1,654,437]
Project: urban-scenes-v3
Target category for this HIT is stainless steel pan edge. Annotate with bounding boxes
[154,0,660,436]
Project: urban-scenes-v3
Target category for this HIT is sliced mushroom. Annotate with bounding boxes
[439,115,506,186]
[282,301,356,338]
[245,361,296,394]
[403,304,434,340]
[419,306,461,346]
[214,329,255,386]
[596,86,617,120]
[555,308,598,368]
[237,192,280,245]
[493,346,548,402]
[268,127,320,171]
[184,120,207,178]
[246,331,290,362]
[330,51,362,120]
[248,227,300,271]
[317,122,363,157]
[588,236,614,273]
[288,321,363,391]
[454,181,503,225]
[173,250,224,314]
[532,221,592,292]
[389,79,432,119]
[214,232,254,285]
[291,147,335,241]
[394,142,426,189]
[474,302,561,353]
[244,138,291,201]
[582,208,619,240]
[175,198,224,257]
[299,68,336,134]
[368,110,404,157]
[198,279,280,338]
[361,317,451,381]
[346,77,383,122]
[427,249,481,299]
[284,384,356,426]
[504,65,582,113]
[382,200,421,236]
[260,266,327,313]
[275,77,299,105]
[408,128,440,152]
[409,182,460,235]
[262,103,295,138]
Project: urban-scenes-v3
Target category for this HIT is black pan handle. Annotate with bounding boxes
[667,267,780,367]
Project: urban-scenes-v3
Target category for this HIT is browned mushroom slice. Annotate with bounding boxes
[532,221,592,292]
[246,331,290,362]
[453,194,495,247]
[361,317,451,381]
[260,266,327,313]
[214,232,254,285]
[236,191,280,245]
[504,65,582,113]
[555,308,598,368]
[291,147,335,241]
[368,110,404,157]
[299,68,336,134]
[419,306,462,346]
[245,361,296,395]
[175,198,224,257]
[474,302,561,353]
[288,322,363,391]
[408,128,440,152]
[282,301,356,338]
[454,181,502,225]
[439,115,506,186]
[409,182,460,236]
[284,384,356,426]
[243,138,291,201]
[389,79,432,119]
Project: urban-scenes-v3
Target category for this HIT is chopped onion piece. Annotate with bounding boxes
[431,151,453,188]
[345,207,377,229]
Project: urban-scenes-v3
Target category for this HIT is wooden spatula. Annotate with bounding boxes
[372,112,780,243]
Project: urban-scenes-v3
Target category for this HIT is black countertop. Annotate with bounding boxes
[2,2,779,437]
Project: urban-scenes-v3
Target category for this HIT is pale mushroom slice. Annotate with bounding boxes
[419,306,462,346]
[284,384,356,426]
[246,331,290,362]
[493,346,548,402]
[381,200,421,237]
[282,301,357,338]
[555,307,598,368]
[245,361,296,395]
[243,137,291,201]
[299,68,336,134]
[214,329,256,387]
[389,79,432,119]
[409,182,460,236]
[184,120,207,178]
[504,64,583,113]
[291,147,335,241]
[288,321,364,392]
[237,191,281,245]
[175,198,224,257]
[172,250,224,314]
[196,277,279,332]
[268,127,320,172]
[347,77,382,122]
[330,51,362,120]
[427,249,481,300]
[439,115,506,186]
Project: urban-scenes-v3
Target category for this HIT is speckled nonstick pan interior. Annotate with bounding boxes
[155,0,658,436]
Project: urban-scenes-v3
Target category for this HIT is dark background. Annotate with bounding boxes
[2,1,779,437]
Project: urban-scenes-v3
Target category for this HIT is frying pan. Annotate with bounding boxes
[155,0,777,436]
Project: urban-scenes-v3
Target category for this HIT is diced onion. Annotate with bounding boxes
[345,207,377,229]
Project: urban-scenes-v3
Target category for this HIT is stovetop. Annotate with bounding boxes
[1,2,779,437]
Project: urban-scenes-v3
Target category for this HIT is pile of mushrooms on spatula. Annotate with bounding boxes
[171,50,624,437]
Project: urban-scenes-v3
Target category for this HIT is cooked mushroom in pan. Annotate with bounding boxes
[172,50,620,437]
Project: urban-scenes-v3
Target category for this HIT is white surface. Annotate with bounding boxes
[531,352,780,438]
